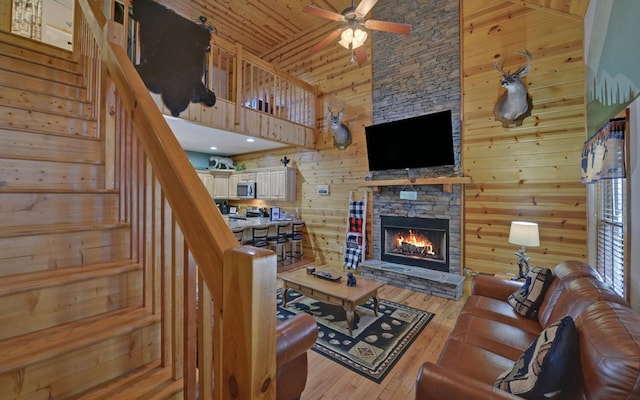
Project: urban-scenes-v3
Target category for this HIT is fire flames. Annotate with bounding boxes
[396,230,435,256]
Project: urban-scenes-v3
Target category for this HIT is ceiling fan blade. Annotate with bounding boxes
[303,5,345,22]
[354,46,367,66]
[309,28,344,53]
[355,0,379,17]
[365,19,412,34]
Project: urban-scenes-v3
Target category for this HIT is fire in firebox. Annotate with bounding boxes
[394,230,436,257]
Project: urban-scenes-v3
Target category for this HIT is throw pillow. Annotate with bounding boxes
[507,266,554,319]
[494,316,578,399]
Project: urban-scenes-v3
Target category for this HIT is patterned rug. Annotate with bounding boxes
[276,289,434,383]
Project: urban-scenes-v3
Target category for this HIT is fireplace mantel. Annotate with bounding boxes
[360,176,471,193]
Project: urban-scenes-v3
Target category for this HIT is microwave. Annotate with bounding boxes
[237,182,256,199]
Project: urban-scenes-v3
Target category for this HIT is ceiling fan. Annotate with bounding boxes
[304,0,411,65]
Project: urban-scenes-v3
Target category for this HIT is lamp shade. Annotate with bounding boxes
[508,221,540,247]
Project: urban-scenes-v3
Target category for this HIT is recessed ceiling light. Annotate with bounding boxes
[210,146,217,150]
[246,138,255,143]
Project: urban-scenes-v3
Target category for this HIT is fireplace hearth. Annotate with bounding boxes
[381,216,449,273]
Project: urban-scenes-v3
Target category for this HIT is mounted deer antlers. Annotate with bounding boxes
[493,49,533,128]
[327,103,352,150]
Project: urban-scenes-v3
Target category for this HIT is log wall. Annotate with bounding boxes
[461,1,588,275]
[234,1,589,274]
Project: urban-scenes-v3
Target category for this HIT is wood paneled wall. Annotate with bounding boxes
[234,1,589,274]
[461,1,588,275]
[0,2,10,33]
[234,29,373,266]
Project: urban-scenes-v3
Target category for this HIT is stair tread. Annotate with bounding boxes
[69,361,184,400]
[0,186,117,194]
[0,259,141,297]
[0,32,79,73]
[0,307,159,375]
[0,69,87,102]
[0,86,93,120]
[0,222,130,238]
[0,53,83,88]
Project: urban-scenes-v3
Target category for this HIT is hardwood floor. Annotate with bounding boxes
[277,262,468,400]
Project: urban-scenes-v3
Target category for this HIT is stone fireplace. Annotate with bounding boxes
[361,0,463,299]
[360,179,465,300]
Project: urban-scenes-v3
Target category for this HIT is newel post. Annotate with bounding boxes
[219,246,277,399]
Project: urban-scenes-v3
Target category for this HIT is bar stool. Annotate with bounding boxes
[247,225,269,249]
[268,222,291,265]
[288,222,305,261]
[231,227,245,244]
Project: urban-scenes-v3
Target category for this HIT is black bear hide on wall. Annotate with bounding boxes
[132,0,216,117]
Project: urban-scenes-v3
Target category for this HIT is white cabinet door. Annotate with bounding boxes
[228,174,239,199]
[197,173,215,198]
[270,169,286,200]
[238,172,256,183]
[256,171,271,199]
[213,175,229,198]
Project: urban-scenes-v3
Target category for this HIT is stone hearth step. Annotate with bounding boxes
[359,260,464,300]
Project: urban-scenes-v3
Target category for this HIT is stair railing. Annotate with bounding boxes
[75,1,278,398]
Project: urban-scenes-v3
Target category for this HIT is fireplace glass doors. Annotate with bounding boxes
[380,216,449,272]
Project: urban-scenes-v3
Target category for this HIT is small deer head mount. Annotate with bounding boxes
[493,49,533,128]
[327,104,352,150]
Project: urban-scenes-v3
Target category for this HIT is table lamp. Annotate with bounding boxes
[508,221,540,280]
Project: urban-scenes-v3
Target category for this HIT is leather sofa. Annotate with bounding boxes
[276,312,318,400]
[416,260,640,399]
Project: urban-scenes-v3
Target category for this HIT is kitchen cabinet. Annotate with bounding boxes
[197,168,295,201]
[256,167,296,201]
[228,174,239,199]
[256,171,271,199]
[213,174,229,198]
[238,172,256,183]
[197,172,215,198]
[198,171,232,199]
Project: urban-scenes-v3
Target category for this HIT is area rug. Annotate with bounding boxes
[276,289,434,383]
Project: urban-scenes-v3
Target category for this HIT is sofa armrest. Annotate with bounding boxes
[275,312,318,367]
[472,275,523,301]
[275,313,318,400]
[416,362,522,400]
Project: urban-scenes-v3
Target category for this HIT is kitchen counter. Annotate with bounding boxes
[223,216,303,230]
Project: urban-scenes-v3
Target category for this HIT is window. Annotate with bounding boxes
[595,177,626,297]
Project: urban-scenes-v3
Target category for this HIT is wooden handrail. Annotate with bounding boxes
[75,0,278,398]
[78,0,235,299]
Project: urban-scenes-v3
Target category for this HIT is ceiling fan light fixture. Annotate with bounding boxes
[338,28,354,49]
[338,27,367,49]
[352,28,368,49]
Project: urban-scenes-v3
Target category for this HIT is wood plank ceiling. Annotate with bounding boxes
[145,1,589,60]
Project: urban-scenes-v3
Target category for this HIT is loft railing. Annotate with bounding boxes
[76,1,278,398]
[112,0,316,146]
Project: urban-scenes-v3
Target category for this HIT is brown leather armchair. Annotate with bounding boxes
[276,312,318,400]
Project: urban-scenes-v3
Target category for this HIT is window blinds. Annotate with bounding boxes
[596,177,625,297]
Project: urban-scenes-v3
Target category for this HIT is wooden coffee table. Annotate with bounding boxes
[279,267,385,336]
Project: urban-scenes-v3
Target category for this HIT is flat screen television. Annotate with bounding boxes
[365,110,455,171]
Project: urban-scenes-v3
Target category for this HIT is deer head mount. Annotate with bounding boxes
[493,49,533,128]
[328,104,352,150]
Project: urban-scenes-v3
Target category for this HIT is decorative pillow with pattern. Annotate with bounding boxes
[494,316,578,399]
[507,266,554,319]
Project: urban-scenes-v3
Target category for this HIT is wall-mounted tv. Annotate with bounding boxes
[365,110,455,172]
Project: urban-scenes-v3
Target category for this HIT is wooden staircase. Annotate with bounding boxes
[0,32,171,399]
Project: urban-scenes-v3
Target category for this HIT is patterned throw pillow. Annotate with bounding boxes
[507,266,554,319]
[494,316,578,398]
